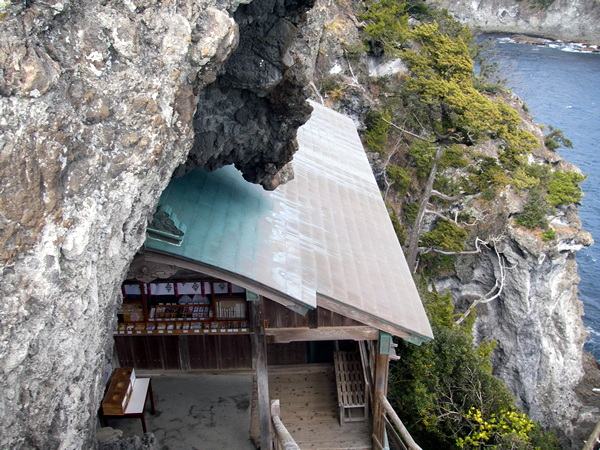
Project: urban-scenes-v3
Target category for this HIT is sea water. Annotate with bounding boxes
[484,35,600,360]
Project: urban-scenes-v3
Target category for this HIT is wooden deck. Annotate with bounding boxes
[251,364,372,450]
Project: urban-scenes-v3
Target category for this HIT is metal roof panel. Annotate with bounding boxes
[146,101,433,341]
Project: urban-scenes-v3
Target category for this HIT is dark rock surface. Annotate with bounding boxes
[174,0,315,190]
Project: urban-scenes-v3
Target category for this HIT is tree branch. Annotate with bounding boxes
[455,241,513,325]
[382,118,433,143]
[431,189,466,202]
[406,145,445,272]
[418,237,489,256]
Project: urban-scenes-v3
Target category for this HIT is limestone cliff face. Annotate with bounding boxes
[404,93,595,448]
[433,154,594,447]
[0,0,313,448]
[432,0,600,45]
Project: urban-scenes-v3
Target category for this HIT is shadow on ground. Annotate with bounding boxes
[104,373,256,450]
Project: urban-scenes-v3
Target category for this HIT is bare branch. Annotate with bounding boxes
[382,138,403,202]
[431,189,466,202]
[455,242,513,325]
[382,117,434,143]
[418,237,489,256]
[424,209,450,222]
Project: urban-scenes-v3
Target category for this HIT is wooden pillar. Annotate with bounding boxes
[178,335,190,371]
[373,346,390,445]
[250,297,272,450]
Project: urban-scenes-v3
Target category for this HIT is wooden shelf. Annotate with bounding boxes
[117,281,250,337]
[149,304,212,321]
[114,322,250,336]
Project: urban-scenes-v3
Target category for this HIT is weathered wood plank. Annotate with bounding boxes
[251,298,272,450]
[373,353,390,445]
[266,326,379,343]
[317,294,412,339]
[378,392,422,450]
[251,364,371,450]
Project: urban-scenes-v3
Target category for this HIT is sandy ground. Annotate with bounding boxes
[104,373,257,450]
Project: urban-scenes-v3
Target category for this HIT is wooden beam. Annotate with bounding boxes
[307,308,318,329]
[265,326,379,343]
[270,400,301,450]
[317,294,413,340]
[250,297,272,450]
[177,335,190,371]
[583,415,600,450]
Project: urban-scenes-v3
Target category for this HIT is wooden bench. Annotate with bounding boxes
[333,351,368,425]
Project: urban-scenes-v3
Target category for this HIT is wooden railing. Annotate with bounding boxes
[271,399,301,450]
[583,415,600,450]
[373,392,423,450]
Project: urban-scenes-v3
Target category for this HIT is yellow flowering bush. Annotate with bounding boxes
[457,407,537,449]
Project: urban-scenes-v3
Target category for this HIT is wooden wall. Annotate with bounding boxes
[263,299,362,328]
[114,335,309,369]
[114,335,253,371]
[114,299,365,371]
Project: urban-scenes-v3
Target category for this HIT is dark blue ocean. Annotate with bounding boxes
[486,35,600,360]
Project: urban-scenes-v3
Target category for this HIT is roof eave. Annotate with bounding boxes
[316,293,433,345]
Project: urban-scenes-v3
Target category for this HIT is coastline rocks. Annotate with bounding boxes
[431,95,595,448]
[432,0,600,45]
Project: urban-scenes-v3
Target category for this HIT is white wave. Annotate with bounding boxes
[587,327,600,337]
[497,37,516,44]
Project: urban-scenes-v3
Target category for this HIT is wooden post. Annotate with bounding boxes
[372,349,390,445]
[583,416,600,450]
[251,297,272,450]
[378,393,422,450]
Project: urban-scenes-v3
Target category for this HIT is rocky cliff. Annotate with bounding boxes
[432,93,597,446]
[432,0,600,45]
[0,0,313,448]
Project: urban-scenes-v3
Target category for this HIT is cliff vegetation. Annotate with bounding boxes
[299,0,594,447]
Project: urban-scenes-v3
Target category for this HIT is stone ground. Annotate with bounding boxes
[102,373,256,450]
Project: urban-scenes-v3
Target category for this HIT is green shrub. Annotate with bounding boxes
[361,0,410,55]
[541,228,556,242]
[547,170,586,207]
[544,125,573,151]
[342,41,368,59]
[433,174,461,198]
[420,220,468,252]
[389,211,407,245]
[468,156,508,198]
[387,164,411,196]
[515,188,548,230]
[365,110,392,155]
[403,202,419,224]
[320,76,341,97]
[408,140,437,180]
[439,145,469,169]
[510,167,539,193]
[389,279,560,450]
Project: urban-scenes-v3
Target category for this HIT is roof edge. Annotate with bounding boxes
[138,250,316,313]
[316,293,434,344]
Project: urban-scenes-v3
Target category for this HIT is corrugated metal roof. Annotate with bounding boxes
[146,101,433,343]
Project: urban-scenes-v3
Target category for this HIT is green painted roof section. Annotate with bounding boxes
[146,101,433,342]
